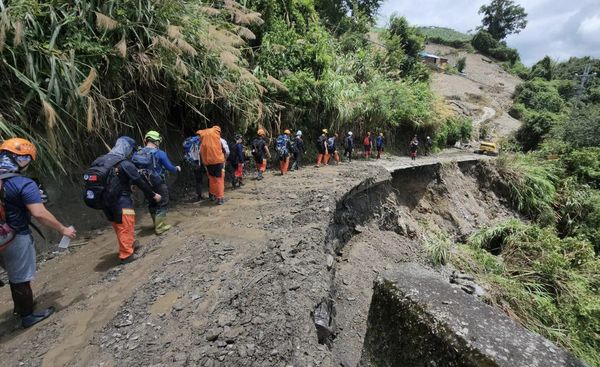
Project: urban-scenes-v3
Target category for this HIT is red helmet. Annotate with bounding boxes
[0,138,37,160]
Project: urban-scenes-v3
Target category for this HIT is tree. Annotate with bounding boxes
[478,0,527,40]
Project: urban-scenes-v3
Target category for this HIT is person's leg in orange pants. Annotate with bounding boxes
[334,151,340,164]
[324,153,331,165]
[316,153,324,167]
[279,157,290,174]
[112,208,136,261]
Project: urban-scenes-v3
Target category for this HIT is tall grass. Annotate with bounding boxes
[459,220,600,366]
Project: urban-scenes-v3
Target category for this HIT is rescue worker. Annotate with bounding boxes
[325,133,340,165]
[134,131,180,235]
[99,137,161,264]
[251,128,270,180]
[344,132,354,162]
[425,136,433,156]
[376,132,385,159]
[230,134,245,188]
[410,135,419,160]
[276,129,293,175]
[182,135,204,201]
[197,126,226,205]
[363,132,373,159]
[315,129,328,167]
[0,138,77,328]
[291,130,305,171]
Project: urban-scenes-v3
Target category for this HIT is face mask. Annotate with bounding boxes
[16,155,32,168]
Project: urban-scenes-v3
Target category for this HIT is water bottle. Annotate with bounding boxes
[58,226,73,249]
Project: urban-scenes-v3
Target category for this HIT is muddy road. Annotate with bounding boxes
[0,148,516,366]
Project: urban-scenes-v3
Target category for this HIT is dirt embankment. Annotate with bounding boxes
[0,156,520,366]
[425,43,522,138]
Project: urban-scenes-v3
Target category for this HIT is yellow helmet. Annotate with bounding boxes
[284,129,291,135]
[322,129,328,134]
[257,128,266,137]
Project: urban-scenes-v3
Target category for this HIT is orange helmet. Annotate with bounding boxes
[257,128,266,137]
[0,138,37,160]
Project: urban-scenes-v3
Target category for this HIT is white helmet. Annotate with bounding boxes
[296,130,302,136]
[348,131,353,136]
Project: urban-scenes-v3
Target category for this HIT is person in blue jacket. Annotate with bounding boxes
[376,132,385,159]
[133,131,180,235]
[0,138,77,328]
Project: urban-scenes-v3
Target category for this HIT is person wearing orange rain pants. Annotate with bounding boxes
[324,133,340,165]
[276,130,293,175]
[99,137,161,264]
[251,128,270,180]
[197,126,226,205]
[315,129,329,167]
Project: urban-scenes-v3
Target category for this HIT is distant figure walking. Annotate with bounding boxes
[425,136,433,156]
[376,132,385,159]
[344,132,354,162]
[410,135,419,161]
[363,132,373,159]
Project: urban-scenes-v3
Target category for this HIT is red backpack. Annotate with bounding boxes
[363,136,370,146]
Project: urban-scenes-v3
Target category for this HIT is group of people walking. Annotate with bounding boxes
[0,127,433,329]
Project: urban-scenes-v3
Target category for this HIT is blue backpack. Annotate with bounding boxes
[132,147,158,171]
[276,135,289,157]
[183,136,200,163]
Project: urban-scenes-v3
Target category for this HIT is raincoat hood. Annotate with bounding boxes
[110,136,137,158]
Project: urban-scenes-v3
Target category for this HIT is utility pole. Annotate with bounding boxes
[575,63,597,97]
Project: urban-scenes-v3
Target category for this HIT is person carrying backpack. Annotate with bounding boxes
[363,132,373,159]
[276,130,293,175]
[85,136,161,264]
[325,133,340,165]
[197,126,226,205]
[132,131,180,235]
[183,135,205,201]
[410,135,419,161]
[315,129,329,168]
[251,128,270,180]
[0,138,76,328]
[229,134,245,188]
[344,132,354,162]
[291,130,305,171]
[376,132,385,159]
[425,136,433,156]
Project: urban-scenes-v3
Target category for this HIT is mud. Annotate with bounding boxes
[0,152,582,366]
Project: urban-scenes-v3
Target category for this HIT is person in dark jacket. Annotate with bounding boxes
[315,129,329,167]
[344,132,354,162]
[376,132,385,159]
[133,131,180,235]
[230,134,245,188]
[99,137,161,264]
[0,138,77,328]
[409,135,419,161]
[291,130,305,171]
[251,128,270,180]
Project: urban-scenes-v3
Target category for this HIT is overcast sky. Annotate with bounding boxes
[378,0,600,66]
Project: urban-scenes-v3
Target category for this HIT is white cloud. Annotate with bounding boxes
[378,0,600,65]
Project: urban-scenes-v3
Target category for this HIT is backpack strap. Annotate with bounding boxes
[0,173,20,180]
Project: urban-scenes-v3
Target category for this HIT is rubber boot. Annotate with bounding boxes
[154,213,171,235]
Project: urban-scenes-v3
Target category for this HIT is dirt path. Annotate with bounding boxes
[425,43,522,138]
[0,149,491,366]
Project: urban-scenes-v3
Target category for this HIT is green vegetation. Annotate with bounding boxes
[478,0,528,40]
[416,26,472,49]
[457,219,600,366]
[0,0,463,175]
[471,30,519,64]
[457,55,600,366]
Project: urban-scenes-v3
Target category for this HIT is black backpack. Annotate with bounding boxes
[251,138,263,158]
[83,155,125,210]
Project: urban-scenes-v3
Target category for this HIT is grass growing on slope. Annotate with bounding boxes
[416,26,472,48]
[496,154,559,226]
[456,220,600,366]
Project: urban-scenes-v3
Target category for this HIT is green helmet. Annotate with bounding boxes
[145,130,162,143]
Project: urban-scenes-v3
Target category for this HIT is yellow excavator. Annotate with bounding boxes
[474,138,499,156]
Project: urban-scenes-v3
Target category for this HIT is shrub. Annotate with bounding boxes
[516,112,559,151]
[471,30,496,53]
[459,220,600,366]
[496,154,558,226]
[456,57,466,73]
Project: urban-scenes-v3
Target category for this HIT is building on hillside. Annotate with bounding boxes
[419,52,449,69]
